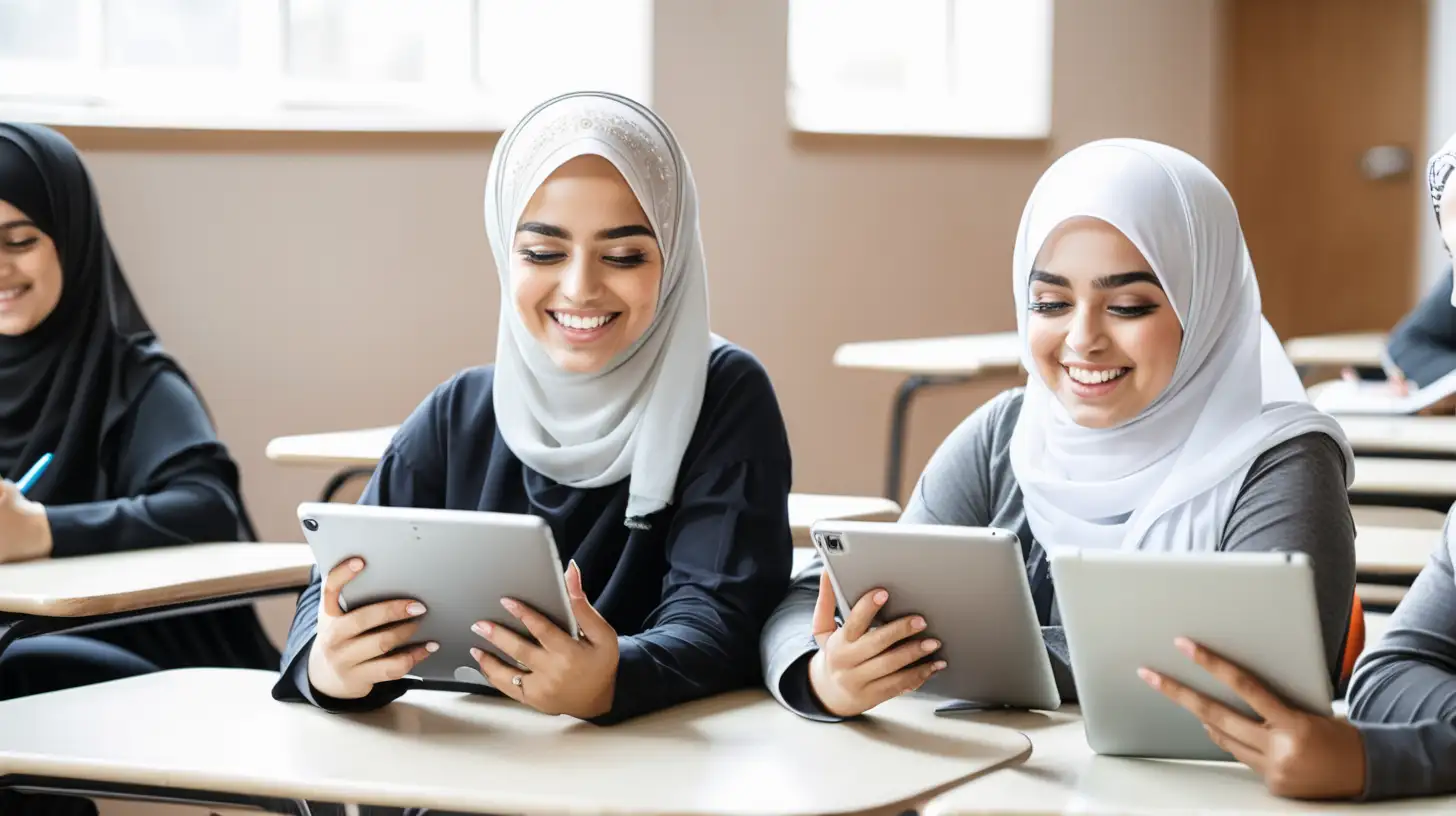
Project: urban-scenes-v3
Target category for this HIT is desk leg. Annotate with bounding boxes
[0,775,313,814]
[884,375,972,502]
[320,467,377,503]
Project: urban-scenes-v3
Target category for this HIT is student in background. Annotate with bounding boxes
[0,123,277,814]
[273,92,793,727]
[1343,132,1456,413]
[761,140,1356,732]
[1146,134,1456,801]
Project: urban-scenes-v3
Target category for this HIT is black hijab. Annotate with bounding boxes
[0,122,183,502]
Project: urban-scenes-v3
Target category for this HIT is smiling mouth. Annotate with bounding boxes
[1062,365,1131,385]
[547,311,620,332]
[0,283,33,304]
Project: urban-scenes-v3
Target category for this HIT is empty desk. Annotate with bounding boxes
[0,668,1031,815]
[0,543,314,659]
[1336,415,1456,458]
[1284,332,1386,373]
[1350,457,1456,512]
[833,332,1022,500]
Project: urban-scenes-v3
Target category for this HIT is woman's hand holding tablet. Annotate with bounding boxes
[307,557,438,701]
[1141,637,1367,801]
[469,561,619,719]
[806,571,946,717]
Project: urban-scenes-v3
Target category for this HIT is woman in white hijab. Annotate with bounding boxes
[761,139,1358,750]
[273,92,794,725]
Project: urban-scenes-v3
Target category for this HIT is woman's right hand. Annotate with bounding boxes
[306,557,438,701]
[806,570,946,717]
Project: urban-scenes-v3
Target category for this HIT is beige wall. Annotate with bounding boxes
[73,0,1222,556]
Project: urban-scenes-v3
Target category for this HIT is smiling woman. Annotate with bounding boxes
[272,92,795,739]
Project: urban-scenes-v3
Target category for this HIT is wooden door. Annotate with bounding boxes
[1223,0,1427,339]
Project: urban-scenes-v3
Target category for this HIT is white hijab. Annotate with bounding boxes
[483,92,712,527]
[1007,139,1354,552]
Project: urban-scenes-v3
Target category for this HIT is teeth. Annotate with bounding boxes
[0,286,27,302]
[1066,366,1127,385]
[552,312,612,330]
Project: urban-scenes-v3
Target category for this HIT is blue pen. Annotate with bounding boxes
[15,453,53,495]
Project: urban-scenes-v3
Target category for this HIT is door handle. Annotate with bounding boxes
[1361,145,1414,181]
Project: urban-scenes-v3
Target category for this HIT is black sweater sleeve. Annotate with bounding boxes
[45,371,250,557]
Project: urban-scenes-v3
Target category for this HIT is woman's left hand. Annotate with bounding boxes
[1140,637,1366,801]
[471,560,619,719]
[0,479,52,564]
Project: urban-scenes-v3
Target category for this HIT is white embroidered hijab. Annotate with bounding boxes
[1007,139,1354,552]
[483,92,711,526]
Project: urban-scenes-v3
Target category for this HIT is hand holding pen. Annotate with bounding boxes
[0,453,54,563]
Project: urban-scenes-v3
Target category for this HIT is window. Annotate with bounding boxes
[0,0,653,132]
[787,0,1052,139]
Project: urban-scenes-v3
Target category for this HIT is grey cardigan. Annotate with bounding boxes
[761,389,1356,727]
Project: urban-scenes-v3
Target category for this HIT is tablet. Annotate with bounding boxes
[811,520,1061,711]
[297,502,577,688]
[1050,548,1333,760]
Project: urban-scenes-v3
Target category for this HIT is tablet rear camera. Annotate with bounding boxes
[823,534,843,552]
[302,518,319,532]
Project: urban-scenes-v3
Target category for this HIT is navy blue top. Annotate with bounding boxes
[272,343,794,723]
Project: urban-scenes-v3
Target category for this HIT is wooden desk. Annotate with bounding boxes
[788,493,900,546]
[1355,523,1436,578]
[1337,415,1456,457]
[1350,457,1456,511]
[0,543,313,659]
[1284,332,1387,371]
[832,332,1022,501]
[925,705,1453,815]
[0,668,1031,815]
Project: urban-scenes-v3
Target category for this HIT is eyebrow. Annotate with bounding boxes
[516,222,656,241]
[0,219,35,230]
[1030,270,1163,290]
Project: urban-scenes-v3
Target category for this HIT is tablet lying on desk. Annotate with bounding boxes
[1050,549,1333,760]
[298,503,577,688]
[811,520,1061,711]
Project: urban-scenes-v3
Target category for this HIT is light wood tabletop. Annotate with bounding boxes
[1337,415,1456,456]
[1350,505,1448,529]
[1350,457,1456,499]
[0,668,1031,816]
[832,332,1022,377]
[1283,332,1387,370]
[924,705,1453,815]
[1355,523,1438,577]
[0,544,315,618]
[789,493,900,546]
[265,426,397,469]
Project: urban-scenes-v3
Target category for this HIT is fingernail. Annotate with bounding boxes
[873,590,889,605]
[1174,637,1196,657]
[932,660,947,671]
[922,639,940,652]
[406,602,426,616]
[500,598,520,615]
[425,642,439,653]
[349,558,363,572]
[1138,668,1160,688]
[470,647,483,660]
[911,616,926,631]
[473,621,493,636]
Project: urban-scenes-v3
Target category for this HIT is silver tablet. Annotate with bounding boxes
[1050,548,1333,760]
[811,520,1061,711]
[297,502,577,688]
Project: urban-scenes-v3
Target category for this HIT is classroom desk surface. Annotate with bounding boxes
[832,332,1023,377]
[0,668,1031,816]
[1355,523,1438,577]
[265,425,396,469]
[1337,415,1456,456]
[924,705,1453,815]
[1350,457,1456,502]
[1283,332,1386,370]
[0,543,314,618]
